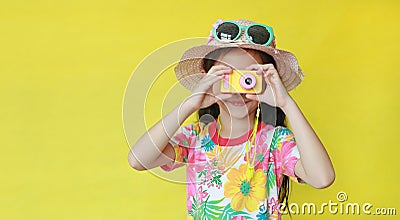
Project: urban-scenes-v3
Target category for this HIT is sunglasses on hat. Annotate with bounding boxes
[212,21,274,46]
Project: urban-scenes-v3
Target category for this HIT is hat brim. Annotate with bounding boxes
[174,44,304,91]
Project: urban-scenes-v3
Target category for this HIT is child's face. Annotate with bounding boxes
[213,48,262,120]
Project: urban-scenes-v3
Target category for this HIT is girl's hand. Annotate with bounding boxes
[245,64,292,108]
[187,65,233,110]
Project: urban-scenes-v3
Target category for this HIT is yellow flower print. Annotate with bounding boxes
[224,164,267,212]
[173,145,184,163]
[193,123,201,135]
[194,121,207,136]
[205,146,242,174]
[270,211,279,219]
[284,133,294,141]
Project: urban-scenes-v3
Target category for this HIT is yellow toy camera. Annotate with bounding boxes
[220,70,263,94]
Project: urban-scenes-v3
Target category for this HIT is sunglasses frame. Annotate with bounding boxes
[212,20,275,46]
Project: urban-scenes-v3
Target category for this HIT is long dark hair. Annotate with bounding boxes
[198,47,291,212]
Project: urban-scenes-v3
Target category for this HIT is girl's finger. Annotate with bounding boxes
[208,65,232,74]
[259,64,275,71]
[263,73,272,86]
[214,68,232,76]
[201,70,228,84]
[245,64,260,70]
[201,73,222,81]
[250,64,277,76]
[263,69,278,80]
[199,73,225,91]
[204,70,232,82]
[245,64,264,75]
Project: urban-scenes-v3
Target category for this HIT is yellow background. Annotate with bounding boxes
[1,0,399,219]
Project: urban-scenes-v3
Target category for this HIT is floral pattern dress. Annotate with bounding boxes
[161,120,306,220]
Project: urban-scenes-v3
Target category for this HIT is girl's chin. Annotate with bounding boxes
[223,106,258,118]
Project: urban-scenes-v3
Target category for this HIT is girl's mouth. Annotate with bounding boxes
[227,100,249,106]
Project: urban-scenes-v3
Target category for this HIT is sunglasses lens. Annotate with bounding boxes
[215,22,240,41]
[247,25,271,45]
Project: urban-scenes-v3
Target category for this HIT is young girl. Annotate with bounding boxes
[128,19,335,219]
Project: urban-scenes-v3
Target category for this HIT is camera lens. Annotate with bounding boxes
[245,77,252,85]
[240,73,257,90]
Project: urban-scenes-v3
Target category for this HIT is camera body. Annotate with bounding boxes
[220,70,263,94]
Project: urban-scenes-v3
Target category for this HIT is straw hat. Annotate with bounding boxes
[174,19,305,91]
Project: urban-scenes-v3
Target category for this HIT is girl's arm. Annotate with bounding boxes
[282,97,335,188]
[128,65,232,171]
[128,100,196,171]
[246,63,335,188]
